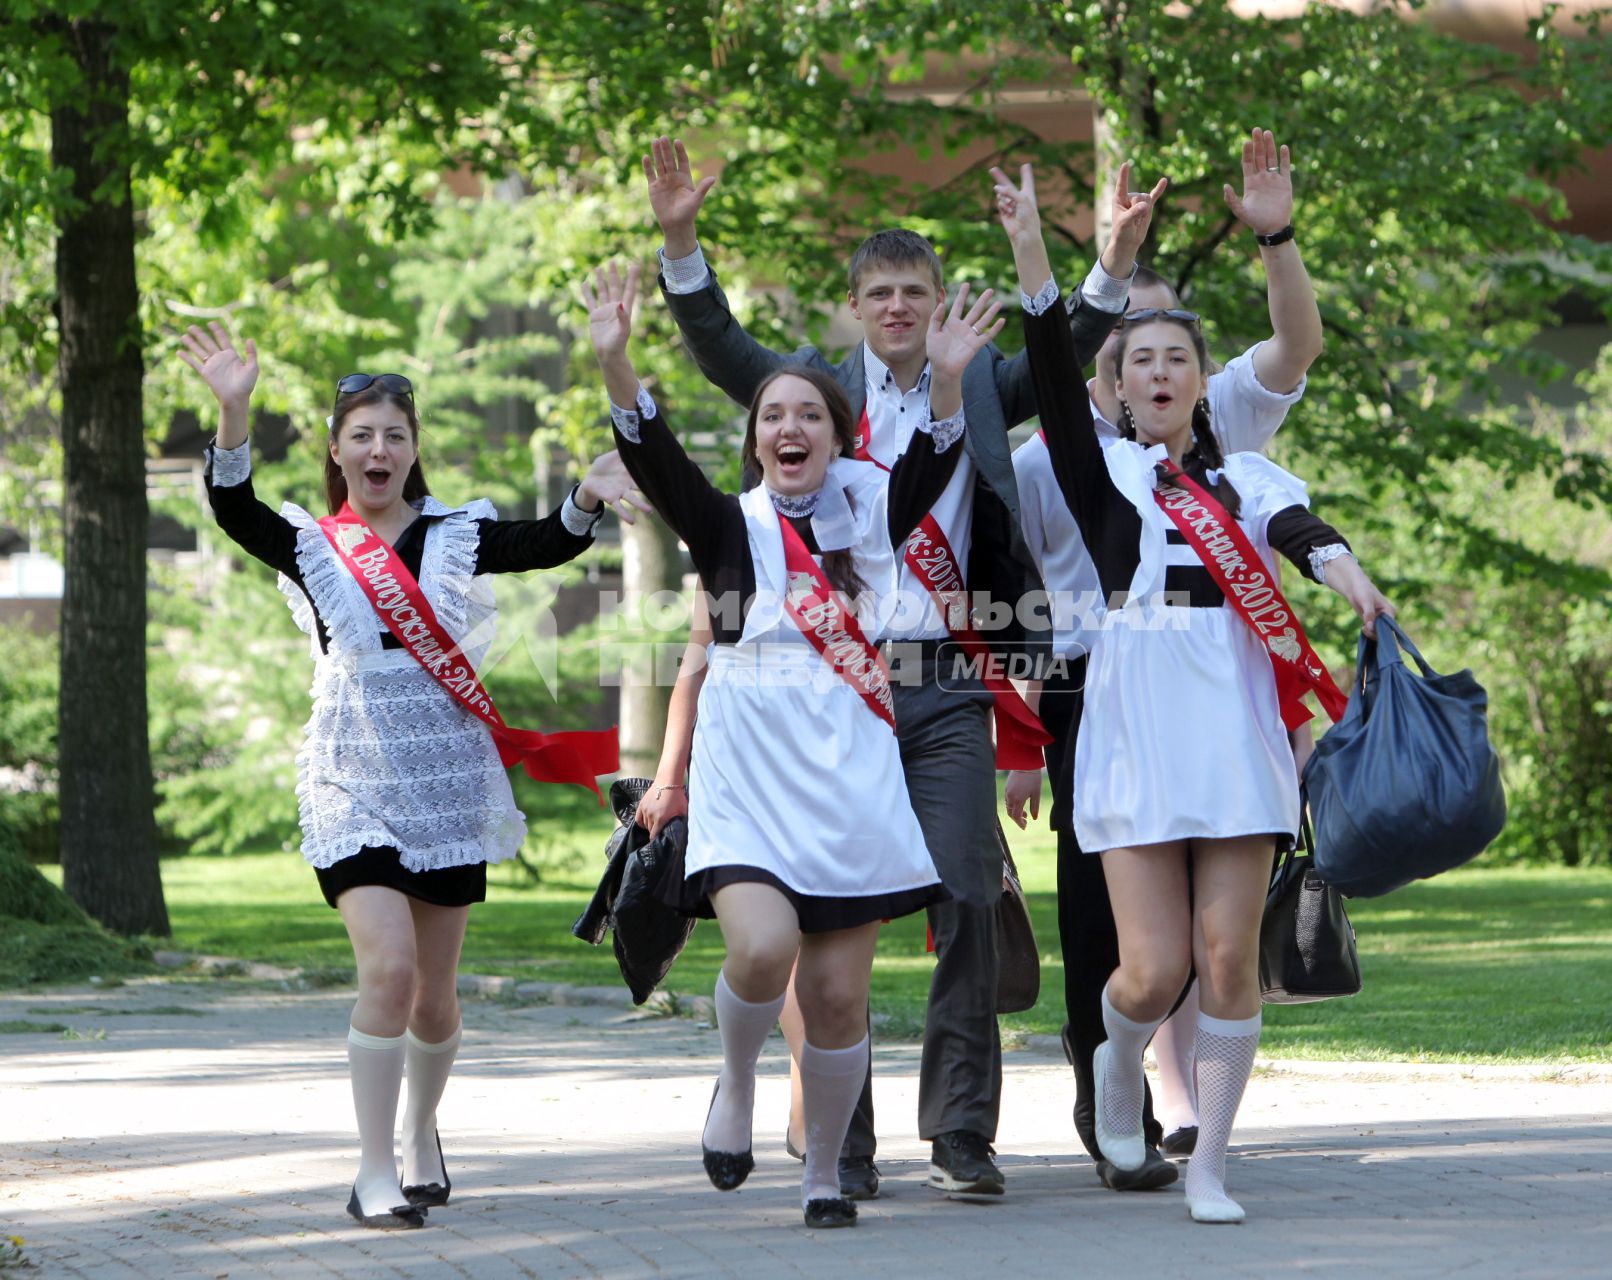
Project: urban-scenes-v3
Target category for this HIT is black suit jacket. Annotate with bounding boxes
[659,266,1117,648]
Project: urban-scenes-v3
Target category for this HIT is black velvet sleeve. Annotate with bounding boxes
[1266,507,1351,582]
[204,453,305,585]
[1022,294,1142,598]
[609,397,747,584]
[471,497,595,574]
[884,419,964,546]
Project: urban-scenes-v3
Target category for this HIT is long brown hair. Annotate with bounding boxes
[323,384,431,515]
[1113,318,1241,519]
[742,366,867,599]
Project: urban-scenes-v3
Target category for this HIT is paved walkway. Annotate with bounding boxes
[2,979,1608,1278]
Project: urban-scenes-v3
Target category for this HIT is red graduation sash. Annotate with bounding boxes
[317,503,618,801]
[853,407,1051,769]
[777,513,898,733]
[1151,464,1348,729]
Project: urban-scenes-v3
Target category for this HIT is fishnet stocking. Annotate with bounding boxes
[1184,1012,1261,1218]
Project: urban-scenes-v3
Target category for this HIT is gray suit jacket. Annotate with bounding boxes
[660,267,1119,647]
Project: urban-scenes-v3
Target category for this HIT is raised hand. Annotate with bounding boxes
[1223,127,1293,237]
[177,322,259,409]
[989,162,1043,247]
[1104,160,1169,277]
[642,136,716,253]
[580,261,641,364]
[927,283,1005,383]
[576,449,652,525]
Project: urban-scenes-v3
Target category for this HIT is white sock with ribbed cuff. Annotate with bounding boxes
[798,1036,868,1208]
[347,1026,407,1216]
[402,1024,460,1190]
[1184,1010,1262,1224]
[704,971,785,1155]
[1096,983,1166,1169]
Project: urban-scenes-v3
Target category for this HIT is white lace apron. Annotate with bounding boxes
[278,497,526,872]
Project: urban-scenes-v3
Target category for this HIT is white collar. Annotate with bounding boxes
[864,343,931,397]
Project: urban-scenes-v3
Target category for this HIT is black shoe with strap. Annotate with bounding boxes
[402,1129,451,1208]
[1096,1145,1179,1191]
[803,1196,857,1228]
[928,1130,1005,1200]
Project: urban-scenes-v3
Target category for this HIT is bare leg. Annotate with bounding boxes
[401,899,470,1194]
[1184,835,1273,1223]
[794,923,881,1209]
[779,957,807,1155]
[1152,979,1201,1142]
[1093,843,1192,1169]
[702,883,799,1163]
[337,887,418,1217]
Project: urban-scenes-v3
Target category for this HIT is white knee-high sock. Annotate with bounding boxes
[798,1036,868,1207]
[1152,980,1201,1134]
[402,1024,460,1188]
[704,971,785,1154]
[348,1027,406,1215]
[1099,983,1166,1147]
[1184,1011,1262,1220]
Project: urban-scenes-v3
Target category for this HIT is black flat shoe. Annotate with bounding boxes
[346,1186,426,1230]
[1096,1146,1179,1192]
[403,1129,451,1208]
[838,1155,880,1201]
[1161,1125,1199,1158]
[803,1196,857,1229]
[701,1080,754,1192]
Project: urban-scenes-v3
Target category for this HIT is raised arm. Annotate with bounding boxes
[583,261,737,569]
[991,168,1121,537]
[991,161,1166,426]
[644,135,814,408]
[884,285,1005,542]
[179,322,304,579]
[1222,128,1323,395]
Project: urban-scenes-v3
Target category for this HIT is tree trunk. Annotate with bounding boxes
[52,19,168,936]
[616,514,682,778]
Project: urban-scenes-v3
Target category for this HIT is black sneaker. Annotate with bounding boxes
[928,1130,1005,1200]
[838,1155,880,1201]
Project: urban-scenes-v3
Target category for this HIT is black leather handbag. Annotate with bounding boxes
[1304,616,1506,899]
[993,818,1041,1014]
[572,778,696,1005]
[1259,807,1361,1004]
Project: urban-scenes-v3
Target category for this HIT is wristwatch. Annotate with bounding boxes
[1255,224,1296,247]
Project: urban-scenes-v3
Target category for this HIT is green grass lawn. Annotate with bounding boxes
[45,788,1612,1065]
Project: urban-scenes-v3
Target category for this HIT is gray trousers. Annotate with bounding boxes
[843,663,1002,1156]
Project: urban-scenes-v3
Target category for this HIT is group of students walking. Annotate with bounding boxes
[186,125,1393,1233]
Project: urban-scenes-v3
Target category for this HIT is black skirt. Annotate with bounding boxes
[661,863,949,934]
[315,845,488,910]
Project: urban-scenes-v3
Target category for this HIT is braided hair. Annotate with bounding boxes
[1114,319,1241,520]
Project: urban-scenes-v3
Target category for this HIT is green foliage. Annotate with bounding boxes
[0,627,60,860]
[0,830,151,986]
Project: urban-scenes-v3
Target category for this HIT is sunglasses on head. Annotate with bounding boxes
[336,372,414,398]
[1122,307,1200,326]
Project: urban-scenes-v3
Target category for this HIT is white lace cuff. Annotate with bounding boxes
[1310,544,1354,585]
[657,244,711,295]
[1020,276,1060,316]
[206,438,252,488]
[1079,258,1135,314]
[918,405,966,451]
[609,384,660,443]
[560,485,603,536]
